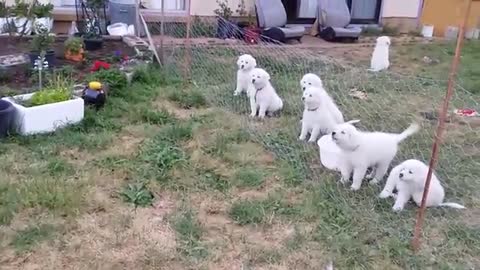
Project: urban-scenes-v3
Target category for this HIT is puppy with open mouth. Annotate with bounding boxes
[331,120,419,191]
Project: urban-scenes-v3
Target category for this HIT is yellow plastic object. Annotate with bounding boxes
[88,81,102,90]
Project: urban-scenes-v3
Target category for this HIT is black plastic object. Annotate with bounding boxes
[0,99,14,138]
[261,27,286,43]
[82,87,106,109]
[29,50,56,67]
[84,39,104,51]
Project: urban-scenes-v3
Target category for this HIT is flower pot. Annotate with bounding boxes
[33,17,54,34]
[1,93,84,135]
[29,50,56,67]
[244,27,261,44]
[65,48,84,62]
[84,38,103,51]
[11,17,33,35]
[0,99,14,138]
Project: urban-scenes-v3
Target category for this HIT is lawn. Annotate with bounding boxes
[0,40,479,269]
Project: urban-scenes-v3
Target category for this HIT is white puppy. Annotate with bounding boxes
[300,73,344,124]
[299,87,342,143]
[369,36,390,72]
[234,54,257,96]
[379,159,465,211]
[249,68,283,118]
[331,121,419,191]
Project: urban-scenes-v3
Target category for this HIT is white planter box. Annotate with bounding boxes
[2,93,84,135]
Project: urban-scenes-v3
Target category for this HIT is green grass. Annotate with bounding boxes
[172,209,208,260]
[233,168,264,188]
[168,89,208,109]
[12,224,56,251]
[229,196,298,225]
[120,182,154,207]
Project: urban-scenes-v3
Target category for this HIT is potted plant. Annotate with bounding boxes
[214,0,235,39]
[243,10,260,44]
[9,0,34,36]
[1,71,84,135]
[0,2,9,34]
[33,2,53,33]
[29,23,55,67]
[64,37,84,62]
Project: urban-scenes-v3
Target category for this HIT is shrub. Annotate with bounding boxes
[86,69,127,94]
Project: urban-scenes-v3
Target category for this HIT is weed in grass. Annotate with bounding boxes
[137,137,186,180]
[199,169,230,192]
[120,182,154,208]
[161,122,194,142]
[168,89,207,109]
[233,168,264,188]
[44,158,75,176]
[136,107,176,125]
[12,224,56,251]
[172,209,208,260]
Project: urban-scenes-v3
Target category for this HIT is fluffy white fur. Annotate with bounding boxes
[369,36,391,72]
[300,73,344,124]
[379,159,466,211]
[249,68,283,118]
[331,121,420,191]
[234,54,257,96]
[299,87,343,143]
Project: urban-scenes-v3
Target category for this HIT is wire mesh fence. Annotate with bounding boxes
[143,15,480,264]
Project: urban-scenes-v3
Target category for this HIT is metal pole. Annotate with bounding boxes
[160,0,165,64]
[411,0,472,252]
[184,0,192,83]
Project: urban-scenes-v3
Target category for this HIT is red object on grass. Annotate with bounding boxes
[244,27,261,45]
[454,109,477,117]
[90,60,111,72]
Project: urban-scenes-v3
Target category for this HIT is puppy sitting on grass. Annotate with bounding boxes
[234,54,257,96]
[300,73,344,124]
[331,121,419,191]
[248,68,283,119]
[379,159,466,211]
[369,36,391,72]
[299,87,343,143]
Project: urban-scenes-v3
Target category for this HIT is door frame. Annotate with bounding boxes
[347,0,383,24]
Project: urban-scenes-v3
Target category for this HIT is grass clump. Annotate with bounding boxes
[136,107,176,125]
[12,224,56,251]
[172,209,208,259]
[233,168,264,188]
[229,196,297,225]
[168,89,207,109]
[120,182,154,208]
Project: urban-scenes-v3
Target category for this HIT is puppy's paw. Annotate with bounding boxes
[249,112,256,118]
[298,135,306,141]
[365,172,374,179]
[339,177,348,184]
[379,190,391,199]
[307,138,316,143]
[392,205,404,212]
[369,178,380,185]
[350,184,361,191]
[233,90,240,96]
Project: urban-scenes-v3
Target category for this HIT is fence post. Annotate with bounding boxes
[159,0,165,65]
[184,0,192,83]
[411,0,472,252]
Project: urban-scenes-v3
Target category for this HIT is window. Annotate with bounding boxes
[147,0,186,10]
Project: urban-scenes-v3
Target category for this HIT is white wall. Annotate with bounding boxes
[190,0,254,16]
[381,0,420,18]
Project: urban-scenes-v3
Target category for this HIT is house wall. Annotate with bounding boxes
[190,0,254,16]
[381,0,421,18]
[421,0,480,37]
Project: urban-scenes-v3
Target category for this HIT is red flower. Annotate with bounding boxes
[90,60,111,72]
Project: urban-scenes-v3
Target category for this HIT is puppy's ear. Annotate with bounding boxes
[251,58,257,67]
[346,119,360,125]
[265,72,271,81]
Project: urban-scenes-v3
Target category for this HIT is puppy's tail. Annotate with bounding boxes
[396,123,420,143]
[439,202,466,209]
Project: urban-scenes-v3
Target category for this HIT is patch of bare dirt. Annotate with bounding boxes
[154,99,213,120]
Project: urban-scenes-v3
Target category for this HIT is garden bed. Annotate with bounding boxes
[0,36,135,96]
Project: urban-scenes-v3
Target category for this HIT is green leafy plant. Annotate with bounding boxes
[30,27,54,52]
[27,71,73,107]
[11,0,33,17]
[86,69,127,93]
[213,0,233,20]
[64,37,83,54]
[33,3,53,18]
[120,182,154,208]
[0,2,9,17]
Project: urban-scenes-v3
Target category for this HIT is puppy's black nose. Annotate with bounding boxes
[241,65,244,69]
[332,131,336,136]
[301,97,305,101]
[252,79,256,83]
[399,173,404,178]
[302,87,306,91]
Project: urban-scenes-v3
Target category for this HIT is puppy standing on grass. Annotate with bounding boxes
[300,73,344,124]
[249,68,283,119]
[369,36,391,72]
[331,121,420,191]
[234,54,257,96]
[299,87,343,143]
[379,159,466,211]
